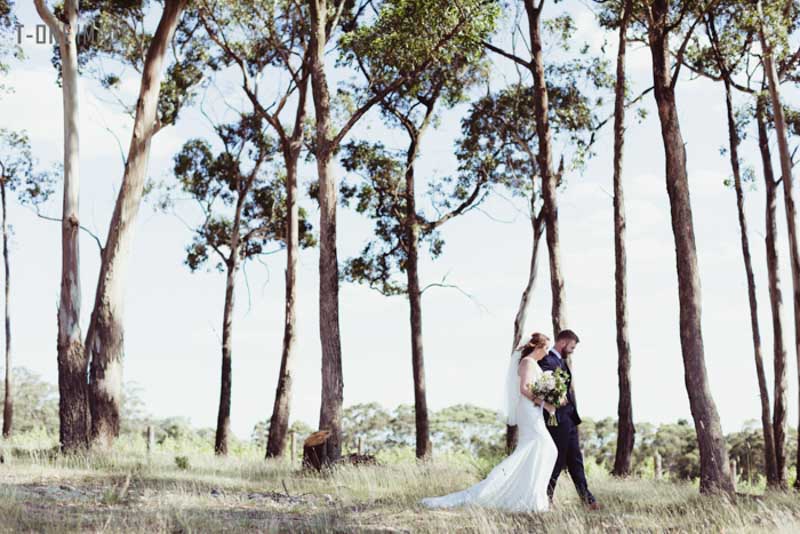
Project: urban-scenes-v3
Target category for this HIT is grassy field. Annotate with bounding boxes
[1,441,799,533]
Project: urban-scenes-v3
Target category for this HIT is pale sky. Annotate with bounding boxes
[2,2,799,441]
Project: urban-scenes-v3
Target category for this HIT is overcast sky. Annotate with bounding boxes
[2,2,799,442]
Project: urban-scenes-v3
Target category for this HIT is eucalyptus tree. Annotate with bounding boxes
[461,86,545,455]
[483,0,574,339]
[485,3,614,419]
[0,1,15,439]
[466,76,612,354]
[611,0,636,478]
[630,0,734,494]
[167,114,314,455]
[596,0,637,477]
[717,22,777,489]
[757,92,790,488]
[338,52,491,458]
[681,5,779,486]
[458,57,612,451]
[0,130,55,438]
[460,86,545,362]
[196,0,314,459]
[73,0,207,447]
[678,0,800,487]
[307,0,499,461]
[33,0,87,452]
[751,0,800,489]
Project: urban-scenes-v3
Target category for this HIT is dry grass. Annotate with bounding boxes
[1,444,799,533]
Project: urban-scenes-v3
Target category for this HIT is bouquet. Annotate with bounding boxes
[529,368,569,426]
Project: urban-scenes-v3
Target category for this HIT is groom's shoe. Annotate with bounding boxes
[586,501,602,511]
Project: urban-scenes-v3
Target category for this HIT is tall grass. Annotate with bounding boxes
[1,432,799,532]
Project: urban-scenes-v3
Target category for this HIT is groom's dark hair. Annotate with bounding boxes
[556,329,580,343]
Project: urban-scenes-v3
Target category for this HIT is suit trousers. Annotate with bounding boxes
[546,415,595,505]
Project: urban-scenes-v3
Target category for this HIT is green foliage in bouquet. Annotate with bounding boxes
[530,368,569,427]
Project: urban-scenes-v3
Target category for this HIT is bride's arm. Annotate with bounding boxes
[519,360,556,413]
[518,359,542,404]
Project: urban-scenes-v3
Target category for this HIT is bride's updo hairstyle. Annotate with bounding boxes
[520,332,549,360]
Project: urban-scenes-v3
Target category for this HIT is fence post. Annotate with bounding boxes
[654,451,662,480]
[146,425,155,455]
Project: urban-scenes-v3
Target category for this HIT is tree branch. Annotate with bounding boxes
[422,172,489,232]
[780,44,800,77]
[332,9,474,148]
[420,272,488,313]
[33,0,65,42]
[670,9,707,92]
[482,40,531,69]
[32,208,104,254]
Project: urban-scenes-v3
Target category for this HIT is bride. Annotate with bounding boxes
[420,333,558,513]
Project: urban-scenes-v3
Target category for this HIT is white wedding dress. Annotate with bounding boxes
[420,355,558,513]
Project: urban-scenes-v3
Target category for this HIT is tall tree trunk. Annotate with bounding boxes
[86,0,187,448]
[757,96,788,488]
[34,0,89,452]
[524,0,567,340]
[215,117,261,457]
[511,205,546,353]
[56,13,88,452]
[215,257,239,455]
[404,132,432,460]
[309,0,344,463]
[612,0,634,478]
[647,3,733,494]
[266,83,308,457]
[757,1,800,490]
[1,178,10,438]
[724,80,778,486]
[507,204,545,453]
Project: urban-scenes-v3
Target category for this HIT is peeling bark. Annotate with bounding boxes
[267,72,310,459]
[34,0,89,452]
[756,1,800,490]
[86,0,188,448]
[757,97,788,488]
[309,0,344,462]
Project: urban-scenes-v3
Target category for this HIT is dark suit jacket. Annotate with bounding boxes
[538,350,582,426]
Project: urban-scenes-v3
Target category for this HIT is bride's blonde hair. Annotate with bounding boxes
[520,332,549,360]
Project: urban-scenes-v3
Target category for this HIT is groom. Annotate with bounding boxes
[538,329,600,510]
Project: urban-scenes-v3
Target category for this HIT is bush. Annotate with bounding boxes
[174,455,190,470]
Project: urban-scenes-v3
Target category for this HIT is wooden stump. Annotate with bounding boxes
[302,430,332,471]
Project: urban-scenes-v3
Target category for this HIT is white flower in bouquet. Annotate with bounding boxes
[528,368,569,426]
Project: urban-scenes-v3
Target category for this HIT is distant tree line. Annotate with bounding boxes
[2,368,788,486]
